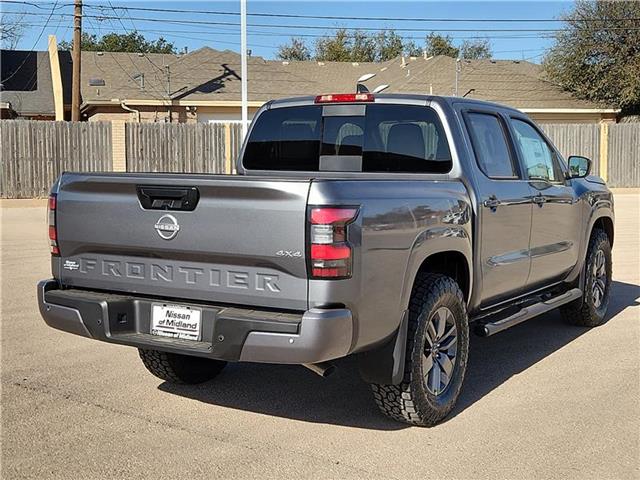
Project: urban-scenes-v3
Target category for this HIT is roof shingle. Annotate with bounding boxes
[1,50,55,115]
[7,46,604,111]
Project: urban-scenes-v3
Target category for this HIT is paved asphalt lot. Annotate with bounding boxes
[1,192,638,480]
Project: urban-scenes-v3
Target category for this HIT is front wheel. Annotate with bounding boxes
[561,228,612,327]
[370,273,469,426]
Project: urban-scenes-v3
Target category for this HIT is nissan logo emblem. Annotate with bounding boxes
[154,214,180,240]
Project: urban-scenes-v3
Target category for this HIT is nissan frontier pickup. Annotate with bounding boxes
[38,93,614,426]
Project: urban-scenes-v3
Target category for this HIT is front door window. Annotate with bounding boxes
[511,119,562,182]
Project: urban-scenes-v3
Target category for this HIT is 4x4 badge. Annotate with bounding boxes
[275,250,302,258]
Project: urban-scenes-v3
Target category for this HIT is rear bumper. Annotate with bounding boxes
[37,279,353,364]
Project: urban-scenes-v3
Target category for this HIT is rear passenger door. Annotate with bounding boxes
[463,110,534,306]
[507,117,582,287]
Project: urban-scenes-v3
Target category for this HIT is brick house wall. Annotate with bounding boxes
[85,105,197,124]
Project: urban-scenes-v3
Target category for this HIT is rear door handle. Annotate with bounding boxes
[483,195,500,210]
[532,194,547,206]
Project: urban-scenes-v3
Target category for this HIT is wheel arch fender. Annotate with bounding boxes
[568,201,614,286]
[590,213,614,247]
[359,243,472,386]
[400,237,473,307]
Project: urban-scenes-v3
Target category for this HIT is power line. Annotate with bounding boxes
[0,0,70,10]
[1,1,58,83]
[5,10,640,33]
[60,21,552,56]
[103,0,174,99]
[105,0,166,73]
[8,1,638,24]
[8,8,66,97]
[83,16,169,100]
[96,5,640,23]
[16,20,559,42]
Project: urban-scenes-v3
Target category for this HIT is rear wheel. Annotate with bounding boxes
[138,349,227,384]
[561,228,612,327]
[370,273,469,426]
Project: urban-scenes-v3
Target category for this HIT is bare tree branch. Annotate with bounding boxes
[0,13,26,49]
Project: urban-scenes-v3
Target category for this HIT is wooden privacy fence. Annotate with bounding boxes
[1,120,639,197]
[607,124,640,188]
[126,122,242,174]
[540,124,601,176]
[540,123,640,186]
[0,120,112,198]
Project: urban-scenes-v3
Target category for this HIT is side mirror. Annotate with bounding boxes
[567,155,591,178]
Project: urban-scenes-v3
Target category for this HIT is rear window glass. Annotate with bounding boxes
[465,112,517,178]
[242,104,451,173]
[242,106,321,171]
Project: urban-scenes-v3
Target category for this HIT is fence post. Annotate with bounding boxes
[224,123,232,174]
[599,122,609,181]
[111,121,127,172]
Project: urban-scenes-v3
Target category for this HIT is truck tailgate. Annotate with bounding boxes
[54,173,310,310]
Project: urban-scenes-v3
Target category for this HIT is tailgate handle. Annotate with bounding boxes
[136,186,200,211]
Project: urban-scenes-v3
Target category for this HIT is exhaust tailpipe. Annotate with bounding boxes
[303,362,336,378]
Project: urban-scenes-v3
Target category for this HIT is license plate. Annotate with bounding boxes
[151,304,202,341]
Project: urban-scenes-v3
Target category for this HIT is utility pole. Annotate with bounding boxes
[71,0,82,121]
[240,0,248,139]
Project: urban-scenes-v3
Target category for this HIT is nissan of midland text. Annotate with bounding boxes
[38,93,614,426]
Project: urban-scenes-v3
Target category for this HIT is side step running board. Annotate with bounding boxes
[475,288,582,337]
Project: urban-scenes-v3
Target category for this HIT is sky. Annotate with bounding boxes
[2,0,576,63]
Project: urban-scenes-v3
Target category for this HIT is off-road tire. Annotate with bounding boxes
[138,349,227,384]
[370,273,469,427]
[561,229,612,327]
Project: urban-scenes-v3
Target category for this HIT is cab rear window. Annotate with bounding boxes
[242,104,451,173]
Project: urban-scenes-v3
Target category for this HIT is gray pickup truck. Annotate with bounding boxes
[38,93,614,426]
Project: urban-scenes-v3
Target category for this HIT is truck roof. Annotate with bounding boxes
[268,93,523,115]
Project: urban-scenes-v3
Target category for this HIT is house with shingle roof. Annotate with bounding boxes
[0,49,72,119]
[1,45,619,124]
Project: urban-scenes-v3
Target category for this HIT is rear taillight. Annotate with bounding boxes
[308,206,358,279]
[48,194,59,255]
[314,93,374,103]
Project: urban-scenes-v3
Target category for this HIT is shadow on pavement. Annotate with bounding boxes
[159,356,404,430]
[159,280,639,430]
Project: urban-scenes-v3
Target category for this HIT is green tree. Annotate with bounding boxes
[276,37,311,61]
[314,29,350,62]
[350,30,376,62]
[314,29,351,61]
[375,30,404,61]
[403,40,424,57]
[309,29,420,62]
[543,0,640,113]
[59,31,176,54]
[425,33,459,58]
[287,29,485,63]
[460,39,492,59]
